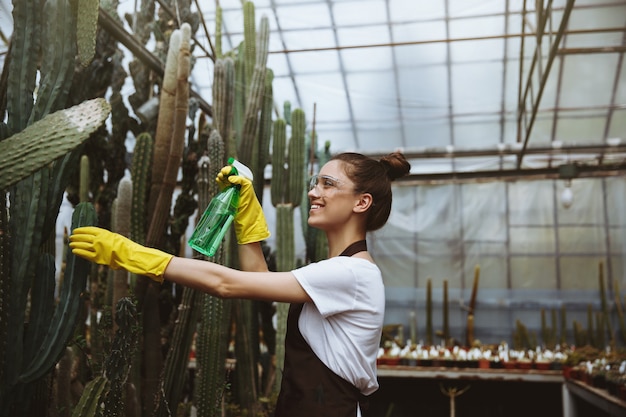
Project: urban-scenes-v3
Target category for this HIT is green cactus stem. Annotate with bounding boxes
[103,297,140,417]
[287,109,306,207]
[194,131,234,417]
[271,118,287,206]
[71,375,109,417]
[130,132,153,246]
[215,5,223,58]
[112,179,132,319]
[274,203,296,393]
[212,58,235,159]
[254,69,274,199]
[243,1,256,91]
[76,0,99,67]
[19,202,97,383]
[237,15,270,169]
[156,287,200,417]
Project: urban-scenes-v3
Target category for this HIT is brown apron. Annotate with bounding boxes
[274,240,371,417]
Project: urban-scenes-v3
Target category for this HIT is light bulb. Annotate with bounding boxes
[561,183,573,209]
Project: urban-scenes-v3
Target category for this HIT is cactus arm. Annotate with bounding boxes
[19,202,97,383]
[0,98,112,190]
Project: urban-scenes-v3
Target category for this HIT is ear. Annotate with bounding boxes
[353,193,373,213]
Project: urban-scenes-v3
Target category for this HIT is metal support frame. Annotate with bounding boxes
[516,0,577,169]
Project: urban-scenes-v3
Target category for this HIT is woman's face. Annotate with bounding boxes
[307,160,359,230]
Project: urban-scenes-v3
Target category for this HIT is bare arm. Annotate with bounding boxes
[163,252,311,303]
[237,241,270,272]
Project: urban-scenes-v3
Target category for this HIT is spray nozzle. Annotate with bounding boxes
[227,157,254,181]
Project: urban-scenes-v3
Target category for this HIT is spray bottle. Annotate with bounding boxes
[188,157,253,257]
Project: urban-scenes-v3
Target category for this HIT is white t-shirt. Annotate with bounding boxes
[291,256,385,396]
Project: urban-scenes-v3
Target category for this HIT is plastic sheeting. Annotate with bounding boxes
[371,175,626,344]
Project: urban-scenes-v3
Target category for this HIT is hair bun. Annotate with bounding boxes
[380,151,411,181]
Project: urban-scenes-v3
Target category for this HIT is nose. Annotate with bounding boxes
[308,185,320,198]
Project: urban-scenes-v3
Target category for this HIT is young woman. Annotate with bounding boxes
[70,151,411,417]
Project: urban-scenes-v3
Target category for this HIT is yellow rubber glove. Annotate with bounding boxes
[217,166,271,244]
[69,226,173,283]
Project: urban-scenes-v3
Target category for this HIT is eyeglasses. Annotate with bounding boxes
[309,175,343,192]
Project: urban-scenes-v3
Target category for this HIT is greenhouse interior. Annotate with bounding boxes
[1,0,626,416]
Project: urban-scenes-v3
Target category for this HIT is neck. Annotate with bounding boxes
[326,226,366,258]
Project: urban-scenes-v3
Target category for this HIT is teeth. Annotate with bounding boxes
[311,204,320,209]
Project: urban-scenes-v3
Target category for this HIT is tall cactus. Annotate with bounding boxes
[426,278,433,346]
[70,297,139,417]
[237,13,270,170]
[156,287,200,417]
[146,23,191,249]
[194,130,234,417]
[146,28,182,217]
[212,58,236,161]
[0,4,106,413]
[18,202,98,384]
[271,106,307,393]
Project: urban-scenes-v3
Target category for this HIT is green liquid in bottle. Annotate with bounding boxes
[188,185,240,257]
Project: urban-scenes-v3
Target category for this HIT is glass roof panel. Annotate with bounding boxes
[332,0,389,26]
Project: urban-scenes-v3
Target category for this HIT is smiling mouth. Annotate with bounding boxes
[310,204,322,210]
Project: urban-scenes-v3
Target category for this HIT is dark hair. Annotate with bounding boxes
[331,151,411,231]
